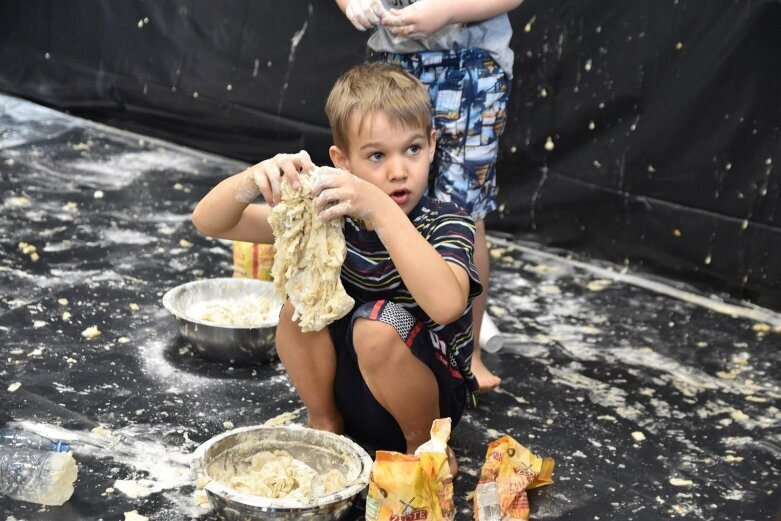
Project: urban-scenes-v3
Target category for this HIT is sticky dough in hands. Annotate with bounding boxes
[269,167,355,332]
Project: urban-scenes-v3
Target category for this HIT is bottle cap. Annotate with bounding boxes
[52,440,72,452]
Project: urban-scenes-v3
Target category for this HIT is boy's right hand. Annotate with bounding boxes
[242,150,315,207]
[312,166,385,222]
[345,0,387,31]
[383,1,452,39]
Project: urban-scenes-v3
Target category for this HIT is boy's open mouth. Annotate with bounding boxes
[390,189,410,205]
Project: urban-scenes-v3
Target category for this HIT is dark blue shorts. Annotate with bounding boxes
[329,300,467,453]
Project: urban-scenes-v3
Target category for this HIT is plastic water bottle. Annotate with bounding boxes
[0,446,78,505]
[479,312,504,354]
[0,427,71,452]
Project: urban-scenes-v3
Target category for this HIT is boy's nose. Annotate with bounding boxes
[386,157,407,180]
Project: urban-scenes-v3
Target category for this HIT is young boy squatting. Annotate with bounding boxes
[192,63,482,467]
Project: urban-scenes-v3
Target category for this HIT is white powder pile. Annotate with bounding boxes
[188,297,279,327]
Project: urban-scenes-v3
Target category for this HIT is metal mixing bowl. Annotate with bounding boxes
[194,425,373,521]
[162,278,283,364]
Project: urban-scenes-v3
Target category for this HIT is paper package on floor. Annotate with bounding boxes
[365,418,455,521]
[473,435,554,521]
[232,241,274,281]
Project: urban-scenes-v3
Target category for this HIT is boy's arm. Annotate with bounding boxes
[191,171,274,244]
[383,0,524,37]
[374,202,472,325]
[192,151,314,244]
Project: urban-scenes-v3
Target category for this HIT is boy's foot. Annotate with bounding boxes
[447,446,459,478]
[472,359,501,392]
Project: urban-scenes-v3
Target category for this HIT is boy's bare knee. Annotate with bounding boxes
[353,318,400,369]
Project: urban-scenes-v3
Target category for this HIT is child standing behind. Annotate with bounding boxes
[336,0,523,391]
[192,63,481,461]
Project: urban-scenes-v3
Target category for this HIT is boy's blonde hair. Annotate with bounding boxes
[325,62,433,152]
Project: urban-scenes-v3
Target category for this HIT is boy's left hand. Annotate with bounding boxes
[383,0,451,38]
[312,166,385,222]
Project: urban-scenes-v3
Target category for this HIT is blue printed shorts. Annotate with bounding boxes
[377,48,510,220]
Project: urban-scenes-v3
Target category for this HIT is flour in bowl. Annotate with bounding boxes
[208,448,348,500]
[188,297,280,327]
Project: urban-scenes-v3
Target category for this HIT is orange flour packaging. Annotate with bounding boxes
[232,241,274,281]
[473,436,555,521]
[365,418,455,521]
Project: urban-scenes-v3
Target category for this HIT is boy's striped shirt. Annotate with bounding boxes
[341,196,482,400]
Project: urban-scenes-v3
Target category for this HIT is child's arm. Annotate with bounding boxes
[313,169,471,325]
[335,0,387,31]
[192,151,314,243]
[383,0,524,38]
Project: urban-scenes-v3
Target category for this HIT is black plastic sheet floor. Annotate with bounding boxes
[1,93,779,521]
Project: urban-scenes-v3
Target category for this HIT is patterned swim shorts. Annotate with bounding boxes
[377,48,510,221]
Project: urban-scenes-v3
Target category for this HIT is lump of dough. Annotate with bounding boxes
[269,168,354,332]
[322,468,348,493]
[210,448,348,501]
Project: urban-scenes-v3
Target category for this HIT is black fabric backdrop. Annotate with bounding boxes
[1,0,779,308]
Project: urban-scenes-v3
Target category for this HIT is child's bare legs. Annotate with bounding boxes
[353,317,459,476]
[471,219,502,392]
[275,301,343,434]
[352,318,440,453]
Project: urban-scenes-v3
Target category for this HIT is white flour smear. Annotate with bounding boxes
[17,421,204,517]
[0,94,76,148]
[138,336,290,392]
[490,236,781,327]
[2,267,126,313]
[101,228,159,246]
[67,150,202,190]
[548,364,643,422]
[489,240,780,438]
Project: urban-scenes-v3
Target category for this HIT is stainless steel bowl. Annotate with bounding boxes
[162,278,283,364]
[194,425,373,521]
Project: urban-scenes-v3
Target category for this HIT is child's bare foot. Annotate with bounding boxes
[446,446,459,478]
[472,358,501,392]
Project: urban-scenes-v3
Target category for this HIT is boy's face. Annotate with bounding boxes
[330,111,435,215]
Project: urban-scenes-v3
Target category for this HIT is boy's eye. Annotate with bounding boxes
[407,144,421,154]
[369,152,384,162]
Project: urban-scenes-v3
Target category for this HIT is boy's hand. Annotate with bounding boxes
[312,166,385,222]
[242,151,314,207]
[383,0,451,38]
[345,0,387,31]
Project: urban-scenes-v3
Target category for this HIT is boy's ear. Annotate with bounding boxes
[428,129,437,162]
[329,145,350,170]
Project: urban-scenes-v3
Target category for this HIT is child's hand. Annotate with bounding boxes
[345,0,387,31]
[243,151,315,207]
[383,1,451,38]
[312,166,384,222]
